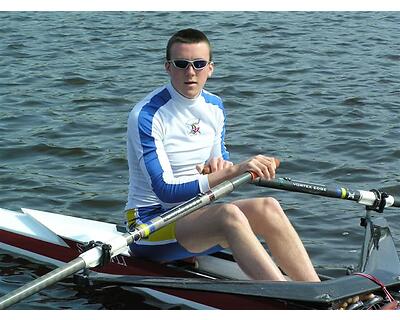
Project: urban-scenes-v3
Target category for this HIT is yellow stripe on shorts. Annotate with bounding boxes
[147,222,176,242]
[126,208,138,226]
[125,208,176,242]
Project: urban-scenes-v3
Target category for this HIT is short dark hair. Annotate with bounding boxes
[166,28,212,61]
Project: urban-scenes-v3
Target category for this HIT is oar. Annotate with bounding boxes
[0,171,255,310]
[253,176,400,209]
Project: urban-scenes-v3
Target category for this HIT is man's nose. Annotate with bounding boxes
[185,64,196,74]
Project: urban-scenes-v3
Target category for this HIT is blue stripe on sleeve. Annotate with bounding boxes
[138,88,200,203]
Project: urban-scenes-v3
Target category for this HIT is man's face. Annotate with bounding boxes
[165,42,214,99]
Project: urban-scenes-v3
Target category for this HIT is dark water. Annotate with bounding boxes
[0,11,400,309]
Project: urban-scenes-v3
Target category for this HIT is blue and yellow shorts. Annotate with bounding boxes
[125,205,222,262]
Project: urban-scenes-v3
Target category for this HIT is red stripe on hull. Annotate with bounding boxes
[0,230,285,309]
[0,230,194,278]
[0,229,77,262]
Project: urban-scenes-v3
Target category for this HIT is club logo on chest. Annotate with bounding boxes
[186,119,201,136]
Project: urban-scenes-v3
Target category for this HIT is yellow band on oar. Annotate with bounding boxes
[341,188,347,199]
[137,224,151,238]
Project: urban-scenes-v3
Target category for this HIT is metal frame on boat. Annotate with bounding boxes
[0,175,399,309]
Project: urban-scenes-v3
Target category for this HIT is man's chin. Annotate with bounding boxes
[181,88,200,99]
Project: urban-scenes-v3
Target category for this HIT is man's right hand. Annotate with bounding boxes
[197,157,233,174]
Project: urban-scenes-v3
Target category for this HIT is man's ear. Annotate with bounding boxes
[207,62,214,78]
[165,61,171,74]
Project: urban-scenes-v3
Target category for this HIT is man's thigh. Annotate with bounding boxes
[175,204,230,252]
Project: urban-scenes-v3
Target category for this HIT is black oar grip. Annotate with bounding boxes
[254,176,400,210]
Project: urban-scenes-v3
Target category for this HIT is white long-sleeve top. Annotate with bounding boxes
[125,83,229,211]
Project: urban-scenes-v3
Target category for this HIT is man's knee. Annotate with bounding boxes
[262,197,282,210]
[218,203,250,230]
[260,197,291,230]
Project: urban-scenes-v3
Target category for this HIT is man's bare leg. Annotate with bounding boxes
[233,197,320,282]
[175,203,286,281]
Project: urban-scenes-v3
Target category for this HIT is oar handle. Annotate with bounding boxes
[201,158,280,175]
[253,177,400,209]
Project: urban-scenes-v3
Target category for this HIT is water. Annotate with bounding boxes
[0,11,400,309]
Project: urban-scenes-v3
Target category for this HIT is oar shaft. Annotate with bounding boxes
[0,172,254,309]
[254,177,400,208]
[0,257,86,309]
[125,172,254,244]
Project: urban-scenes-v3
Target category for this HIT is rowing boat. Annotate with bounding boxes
[0,176,399,309]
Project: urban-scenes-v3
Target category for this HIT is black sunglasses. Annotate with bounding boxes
[168,59,210,71]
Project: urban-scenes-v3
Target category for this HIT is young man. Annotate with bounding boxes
[125,28,319,281]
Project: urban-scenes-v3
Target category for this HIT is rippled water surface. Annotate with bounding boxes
[1,11,400,309]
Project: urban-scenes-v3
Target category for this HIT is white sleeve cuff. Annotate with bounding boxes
[198,174,210,193]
